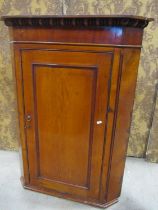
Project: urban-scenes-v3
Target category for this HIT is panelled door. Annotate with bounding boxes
[21,45,114,200]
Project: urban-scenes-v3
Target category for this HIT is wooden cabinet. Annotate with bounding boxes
[1,15,152,208]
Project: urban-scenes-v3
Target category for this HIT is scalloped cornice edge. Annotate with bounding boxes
[1,15,154,29]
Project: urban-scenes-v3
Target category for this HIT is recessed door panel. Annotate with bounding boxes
[21,46,113,199]
[34,65,96,188]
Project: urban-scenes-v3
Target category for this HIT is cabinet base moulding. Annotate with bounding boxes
[21,177,119,208]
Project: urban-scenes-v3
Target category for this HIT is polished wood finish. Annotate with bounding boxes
[2,15,152,208]
[8,27,144,47]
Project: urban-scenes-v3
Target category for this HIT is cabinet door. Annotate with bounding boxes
[21,45,113,200]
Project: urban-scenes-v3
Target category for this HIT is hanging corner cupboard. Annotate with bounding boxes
[1,15,153,208]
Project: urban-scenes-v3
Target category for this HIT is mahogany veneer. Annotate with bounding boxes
[1,15,153,208]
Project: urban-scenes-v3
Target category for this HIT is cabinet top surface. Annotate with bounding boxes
[1,15,153,29]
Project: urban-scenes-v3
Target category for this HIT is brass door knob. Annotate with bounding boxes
[25,114,32,129]
[25,114,32,121]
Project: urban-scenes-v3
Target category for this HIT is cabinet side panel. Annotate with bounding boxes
[106,48,141,202]
[13,44,30,185]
